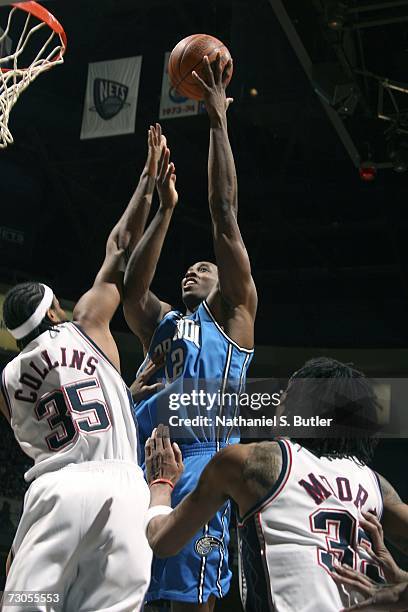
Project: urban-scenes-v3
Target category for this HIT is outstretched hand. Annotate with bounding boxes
[145,424,184,487]
[156,146,178,210]
[337,575,408,611]
[146,123,167,177]
[130,352,165,403]
[357,512,408,584]
[192,53,233,122]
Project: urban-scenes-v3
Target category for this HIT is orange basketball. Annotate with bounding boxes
[168,34,233,100]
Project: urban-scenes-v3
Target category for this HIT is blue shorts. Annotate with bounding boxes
[146,442,232,604]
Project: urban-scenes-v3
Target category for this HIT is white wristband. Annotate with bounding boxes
[144,505,173,536]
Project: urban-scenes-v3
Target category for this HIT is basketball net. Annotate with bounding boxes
[0,2,66,148]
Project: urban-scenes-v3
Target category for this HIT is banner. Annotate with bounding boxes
[159,52,200,119]
[80,56,142,140]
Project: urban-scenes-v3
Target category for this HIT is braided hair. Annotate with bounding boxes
[285,357,380,464]
[3,282,55,350]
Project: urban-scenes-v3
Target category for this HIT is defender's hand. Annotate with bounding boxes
[332,511,408,610]
[192,54,233,122]
[157,147,178,210]
[146,123,167,177]
[357,511,408,584]
[130,353,165,403]
[336,572,408,610]
[145,424,184,487]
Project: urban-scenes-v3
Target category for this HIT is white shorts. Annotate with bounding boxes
[3,460,152,612]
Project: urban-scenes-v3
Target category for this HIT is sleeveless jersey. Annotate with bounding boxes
[238,439,384,612]
[134,300,253,448]
[1,322,140,482]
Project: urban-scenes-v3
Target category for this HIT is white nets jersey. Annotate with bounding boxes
[237,439,384,612]
[1,322,140,481]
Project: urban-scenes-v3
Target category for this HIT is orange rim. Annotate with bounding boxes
[1,1,67,72]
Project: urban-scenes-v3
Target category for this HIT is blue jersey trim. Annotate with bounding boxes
[226,351,252,443]
[198,522,209,603]
[202,301,254,354]
[216,503,230,597]
[216,343,233,448]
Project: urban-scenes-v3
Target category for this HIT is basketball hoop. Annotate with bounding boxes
[0,1,67,148]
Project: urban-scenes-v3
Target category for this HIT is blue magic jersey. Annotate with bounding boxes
[134,301,253,451]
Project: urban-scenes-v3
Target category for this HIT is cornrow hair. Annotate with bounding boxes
[3,282,55,350]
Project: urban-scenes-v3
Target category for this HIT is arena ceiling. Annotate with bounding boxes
[1,0,408,349]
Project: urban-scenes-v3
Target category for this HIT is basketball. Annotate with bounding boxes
[168,34,233,100]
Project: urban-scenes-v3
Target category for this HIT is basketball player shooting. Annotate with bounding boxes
[0,125,166,612]
[123,54,257,610]
[144,358,408,612]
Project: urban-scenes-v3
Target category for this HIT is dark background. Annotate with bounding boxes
[3,0,408,348]
[0,0,407,605]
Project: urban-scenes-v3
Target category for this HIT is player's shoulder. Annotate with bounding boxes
[238,441,283,486]
[243,440,283,467]
[207,443,249,472]
[213,441,282,471]
[158,308,182,325]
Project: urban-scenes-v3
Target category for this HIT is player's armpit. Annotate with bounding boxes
[377,472,408,554]
[123,290,171,354]
[148,445,246,558]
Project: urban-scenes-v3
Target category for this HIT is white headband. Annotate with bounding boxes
[7,284,54,340]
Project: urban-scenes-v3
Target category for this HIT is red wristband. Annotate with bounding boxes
[149,478,174,490]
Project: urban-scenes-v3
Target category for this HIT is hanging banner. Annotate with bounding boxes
[159,52,200,120]
[80,56,142,140]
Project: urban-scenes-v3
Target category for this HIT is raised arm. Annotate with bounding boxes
[73,125,165,369]
[123,147,178,353]
[192,55,257,349]
[377,472,408,555]
[116,124,166,259]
